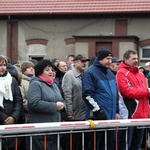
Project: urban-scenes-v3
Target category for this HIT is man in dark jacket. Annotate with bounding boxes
[82,48,119,150]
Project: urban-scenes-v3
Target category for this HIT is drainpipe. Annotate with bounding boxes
[7,15,12,62]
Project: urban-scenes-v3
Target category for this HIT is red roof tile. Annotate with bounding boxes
[0,0,150,15]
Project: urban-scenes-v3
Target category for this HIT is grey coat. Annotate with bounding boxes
[62,66,85,121]
[26,77,65,150]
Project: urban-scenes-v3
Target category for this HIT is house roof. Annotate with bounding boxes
[0,0,150,16]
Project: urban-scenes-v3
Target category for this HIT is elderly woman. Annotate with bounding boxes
[20,61,35,122]
[26,59,65,150]
[0,55,24,149]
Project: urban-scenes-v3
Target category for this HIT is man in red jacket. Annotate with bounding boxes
[116,50,150,150]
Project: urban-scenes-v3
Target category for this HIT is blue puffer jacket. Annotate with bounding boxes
[82,58,117,120]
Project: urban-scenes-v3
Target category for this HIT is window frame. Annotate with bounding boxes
[29,55,45,61]
[140,46,150,60]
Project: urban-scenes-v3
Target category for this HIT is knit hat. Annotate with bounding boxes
[51,58,59,64]
[97,48,113,60]
[21,61,34,73]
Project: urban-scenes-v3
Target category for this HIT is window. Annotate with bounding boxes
[140,46,150,60]
[29,55,45,62]
[27,44,46,62]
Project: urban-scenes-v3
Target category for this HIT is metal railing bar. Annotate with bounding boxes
[82,132,84,150]
[30,135,32,150]
[57,133,60,150]
[0,119,150,135]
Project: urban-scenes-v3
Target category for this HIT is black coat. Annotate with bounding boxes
[0,77,25,149]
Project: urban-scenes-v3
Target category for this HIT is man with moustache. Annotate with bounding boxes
[62,54,90,150]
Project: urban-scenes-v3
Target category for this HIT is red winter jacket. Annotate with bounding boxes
[116,61,150,119]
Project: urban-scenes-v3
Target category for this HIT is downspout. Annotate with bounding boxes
[7,15,12,62]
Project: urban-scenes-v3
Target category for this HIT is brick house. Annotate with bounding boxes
[0,0,150,65]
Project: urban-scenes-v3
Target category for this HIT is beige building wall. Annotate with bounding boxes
[18,19,114,62]
[1,18,150,62]
[75,42,89,57]
[128,18,150,65]
[0,21,7,56]
[128,18,150,41]
[119,42,136,59]
[65,44,75,57]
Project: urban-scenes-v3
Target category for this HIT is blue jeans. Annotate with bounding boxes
[128,127,144,150]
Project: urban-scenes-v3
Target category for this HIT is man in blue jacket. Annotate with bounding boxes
[82,48,119,150]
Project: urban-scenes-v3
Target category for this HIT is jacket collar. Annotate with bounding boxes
[119,61,139,73]
[72,66,83,78]
[93,58,108,73]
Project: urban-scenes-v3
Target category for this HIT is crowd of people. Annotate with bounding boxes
[0,49,150,150]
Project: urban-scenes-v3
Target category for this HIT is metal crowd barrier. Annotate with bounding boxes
[0,119,150,150]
